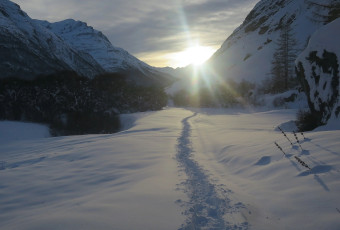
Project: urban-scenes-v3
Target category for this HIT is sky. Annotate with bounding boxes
[11,0,258,68]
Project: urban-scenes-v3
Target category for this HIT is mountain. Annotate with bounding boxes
[0,0,173,86]
[169,0,337,95]
[36,19,174,86]
[208,0,334,84]
[37,19,157,74]
[296,18,340,128]
[0,0,104,79]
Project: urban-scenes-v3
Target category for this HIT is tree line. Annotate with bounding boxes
[0,71,168,135]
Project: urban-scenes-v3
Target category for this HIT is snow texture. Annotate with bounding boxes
[176,113,247,229]
[0,121,50,144]
[1,108,340,229]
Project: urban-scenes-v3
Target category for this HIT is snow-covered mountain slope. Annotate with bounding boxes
[0,0,173,86]
[1,108,340,229]
[169,0,336,95]
[39,19,152,73]
[0,0,104,79]
[37,19,174,86]
[208,0,332,84]
[296,18,340,125]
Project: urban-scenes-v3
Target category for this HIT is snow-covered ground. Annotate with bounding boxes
[0,121,50,144]
[1,108,339,229]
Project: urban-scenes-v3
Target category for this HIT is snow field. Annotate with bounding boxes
[0,121,50,144]
[0,107,339,229]
[0,108,190,230]
[188,108,340,230]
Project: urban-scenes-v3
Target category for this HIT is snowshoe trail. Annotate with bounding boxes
[176,112,249,230]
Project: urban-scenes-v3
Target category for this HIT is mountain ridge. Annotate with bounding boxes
[0,0,104,79]
[0,0,173,87]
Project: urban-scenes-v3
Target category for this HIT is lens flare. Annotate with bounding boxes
[171,1,249,108]
[169,45,215,68]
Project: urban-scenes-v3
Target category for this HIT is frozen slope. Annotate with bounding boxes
[1,108,340,229]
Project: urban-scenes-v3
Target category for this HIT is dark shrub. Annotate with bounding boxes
[50,112,120,136]
[296,109,322,131]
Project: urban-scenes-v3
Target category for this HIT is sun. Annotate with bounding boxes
[186,46,215,65]
[169,45,215,67]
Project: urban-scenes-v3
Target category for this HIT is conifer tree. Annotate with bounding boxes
[270,17,298,93]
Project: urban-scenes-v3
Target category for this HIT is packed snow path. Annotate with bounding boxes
[176,112,248,230]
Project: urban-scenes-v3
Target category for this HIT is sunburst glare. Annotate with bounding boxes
[168,45,215,67]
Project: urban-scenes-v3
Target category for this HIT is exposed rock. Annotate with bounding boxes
[296,18,340,125]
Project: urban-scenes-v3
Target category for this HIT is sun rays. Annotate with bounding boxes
[171,45,215,67]
[169,1,252,108]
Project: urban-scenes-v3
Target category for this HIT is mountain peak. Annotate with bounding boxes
[37,18,174,86]
[0,0,105,79]
[0,0,26,17]
[1,0,173,86]
[49,19,92,33]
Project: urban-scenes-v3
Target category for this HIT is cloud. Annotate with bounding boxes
[11,0,258,67]
[103,0,258,55]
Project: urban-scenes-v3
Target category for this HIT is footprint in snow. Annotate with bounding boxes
[254,156,271,166]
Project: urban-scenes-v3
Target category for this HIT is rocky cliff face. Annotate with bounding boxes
[296,18,340,125]
[0,0,104,79]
